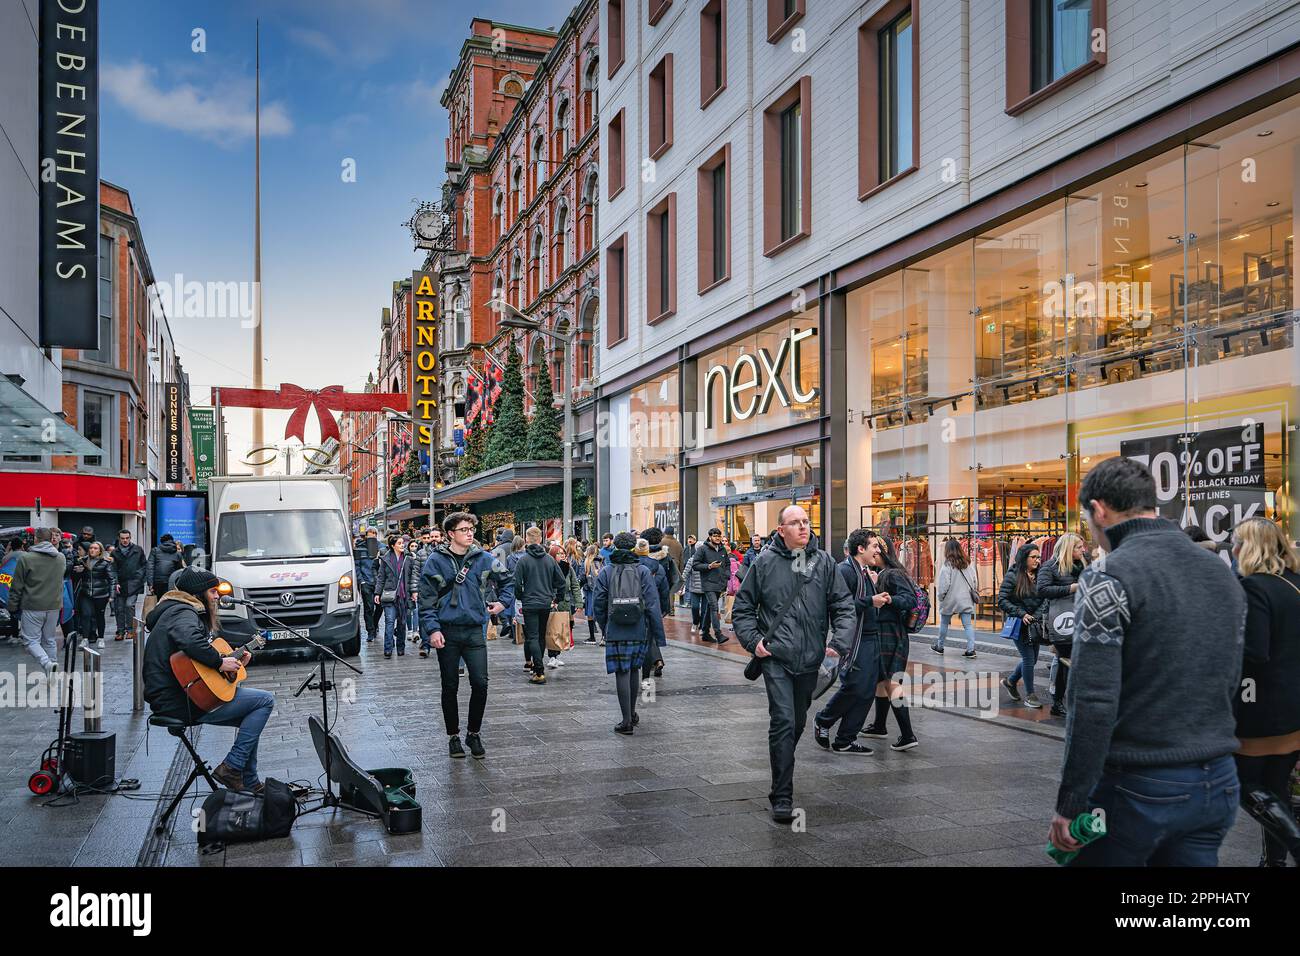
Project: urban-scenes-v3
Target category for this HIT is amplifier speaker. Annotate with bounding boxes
[66,731,116,788]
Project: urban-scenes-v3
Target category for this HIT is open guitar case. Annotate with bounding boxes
[307,715,422,835]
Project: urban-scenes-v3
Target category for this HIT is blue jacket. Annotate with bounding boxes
[593,550,667,647]
[579,557,603,617]
[418,544,514,633]
[352,539,376,588]
[637,553,671,616]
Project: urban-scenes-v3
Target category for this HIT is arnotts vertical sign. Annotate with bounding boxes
[164,383,183,483]
[410,271,439,456]
[39,0,100,349]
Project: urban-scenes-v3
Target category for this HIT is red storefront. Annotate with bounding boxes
[0,472,144,542]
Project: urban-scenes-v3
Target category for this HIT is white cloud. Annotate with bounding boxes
[102,61,293,146]
[406,77,449,112]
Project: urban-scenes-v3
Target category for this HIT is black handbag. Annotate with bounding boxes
[197,778,298,848]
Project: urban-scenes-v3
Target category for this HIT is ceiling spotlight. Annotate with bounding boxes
[1267,201,1280,208]
[1082,456,1091,464]
[1257,129,1274,137]
[1134,181,1148,188]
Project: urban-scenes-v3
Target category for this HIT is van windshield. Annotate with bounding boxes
[216,510,349,561]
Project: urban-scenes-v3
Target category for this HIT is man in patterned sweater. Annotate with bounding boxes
[1050,457,1245,866]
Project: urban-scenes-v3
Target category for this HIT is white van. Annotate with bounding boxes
[208,474,361,656]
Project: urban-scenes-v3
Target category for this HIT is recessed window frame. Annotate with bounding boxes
[858,0,920,201]
[700,0,727,108]
[762,76,811,257]
[697,144,731,293]
[607,109,626,199]
[1005,0,1106,116]
[80,387,116,470]
[607,0,626,78]
[649,0,671,26]
[766,0,805,44]
[646,192,677,324]
[649,54,674,160]
[606,234,628,346]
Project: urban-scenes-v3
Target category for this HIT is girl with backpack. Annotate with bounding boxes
[860,535,921,751]
[592,532,666,735]
[932,538,979,658]
[1035,532,1087,717]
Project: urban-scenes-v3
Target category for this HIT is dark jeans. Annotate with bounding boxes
[699,591,722,641]
[1235,750,1300,866]
[77,594,109,643]
[1009,635,1040,695]
[761,659,818,807]
[1071,755,1239,867]
[437,626,489,736]
[383,600,408,654]
[359,584,381,638]
[113,589,141,635]
[690,593,703,627]
[1051,642,1072,706]
[816,638,879,746]
[522,607,550,675]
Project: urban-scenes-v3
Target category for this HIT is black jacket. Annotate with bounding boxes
[1235,569,1300,740]
[732,538,856,675]
[637,553,671,615]
[108,542,147,594]
[836,557,880,672]
[514,543,567,610]
[72,556,117,601]
[1035,556,1083,600]
[374,549,418,602]
[142,590,233,722]
[997,547,1046,620]
[875,567,918,635]
[691,542,731,593]
[146,542,186,591]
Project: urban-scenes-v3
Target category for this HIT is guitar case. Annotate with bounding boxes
[307,715,422,835]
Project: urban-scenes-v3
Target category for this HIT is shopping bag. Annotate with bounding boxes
[999,616,1022,640]
[545,611,572,652]
[513,618,525,644]
[142,593,158,621]
[486,622,499,641]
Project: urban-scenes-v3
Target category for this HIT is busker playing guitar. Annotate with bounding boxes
[142,567,274,794]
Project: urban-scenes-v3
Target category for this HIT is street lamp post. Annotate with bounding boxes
[487,299,575,542]
[382,407,430,533]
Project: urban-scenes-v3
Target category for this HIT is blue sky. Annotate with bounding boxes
[100,0,574,464]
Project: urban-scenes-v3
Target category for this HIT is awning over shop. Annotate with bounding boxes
[0,472,142,512]
[433,460,594,506]
[0,377,102,456]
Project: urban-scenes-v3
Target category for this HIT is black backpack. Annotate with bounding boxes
[197,778,298,848]
[608,564,645,626]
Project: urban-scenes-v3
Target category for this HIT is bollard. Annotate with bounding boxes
[82,643,102,732]
[132,615,145,713]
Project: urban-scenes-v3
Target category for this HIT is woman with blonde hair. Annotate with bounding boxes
[1230,517,1300,866]
[1036,532,1088,718]
[579,544,604,646]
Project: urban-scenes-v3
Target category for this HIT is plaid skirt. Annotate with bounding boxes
[876,623,910,681]
[605,637,648,674]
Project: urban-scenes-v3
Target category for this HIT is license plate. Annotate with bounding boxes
[266,628,309,641]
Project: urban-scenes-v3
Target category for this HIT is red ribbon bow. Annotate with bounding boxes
[281,383,343,444]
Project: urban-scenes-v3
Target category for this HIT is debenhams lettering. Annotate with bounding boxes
[704,328,818,428]
[39,0,100,349]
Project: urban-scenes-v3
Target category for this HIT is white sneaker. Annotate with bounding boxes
[552,656,565,667]
[546,657,557,669]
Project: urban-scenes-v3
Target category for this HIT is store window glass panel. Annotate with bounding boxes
[972,202,1069,629]
[701,444,820,548]
[628,369,681,532]
[1188,95,1298,543]
[851,272,908,537]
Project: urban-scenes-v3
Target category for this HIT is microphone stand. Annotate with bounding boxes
[233,598,374,819]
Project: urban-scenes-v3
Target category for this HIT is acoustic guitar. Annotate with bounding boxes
[170,634,267,713]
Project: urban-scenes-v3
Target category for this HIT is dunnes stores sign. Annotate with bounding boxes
[703,327,819,429]
[410,271,438,451]
[39,0,100,350]
[164,382,183,484]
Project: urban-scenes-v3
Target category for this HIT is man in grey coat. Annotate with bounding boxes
[732,505,856,823]
[9,528,67,674]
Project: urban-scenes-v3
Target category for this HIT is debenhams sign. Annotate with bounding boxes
[39,0,100,350]
[703,327,818,429]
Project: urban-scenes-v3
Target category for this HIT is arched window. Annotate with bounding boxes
[551,314,568,391]
[510,251,523,309]
[582,59,599,131]
[531,134,545,194]
[512,165,524,216]
[580,169,598,254]
[578,296,598,383]
[528,335,546,404]
[452,293,467,349]
[530,228,545,301]
[555,97,569,158]
[501,74,524,97]
[554,202,570,273]
[493,191,504,237]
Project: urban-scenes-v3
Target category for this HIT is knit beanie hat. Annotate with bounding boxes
[634,538,650,556]
[176,566,220,597]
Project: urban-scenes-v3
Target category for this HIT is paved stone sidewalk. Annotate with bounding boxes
[0,615,1269,867]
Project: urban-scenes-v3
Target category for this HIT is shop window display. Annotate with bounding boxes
[699,444,820,545]
[628,369,681,531]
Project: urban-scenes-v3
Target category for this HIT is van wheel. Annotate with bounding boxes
[340,623,361,657]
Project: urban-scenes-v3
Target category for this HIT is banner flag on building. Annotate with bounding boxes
[188,407,216,490]
[164,383,184,483]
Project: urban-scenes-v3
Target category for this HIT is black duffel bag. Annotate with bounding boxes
[197,778,298,847]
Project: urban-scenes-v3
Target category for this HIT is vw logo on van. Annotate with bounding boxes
[279,591,296,607]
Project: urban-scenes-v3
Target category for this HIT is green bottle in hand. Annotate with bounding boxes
[1046,812,1106,865]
